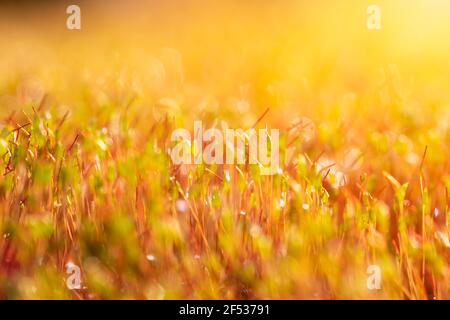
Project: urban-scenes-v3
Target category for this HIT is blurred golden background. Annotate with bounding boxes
[0,0,449,299]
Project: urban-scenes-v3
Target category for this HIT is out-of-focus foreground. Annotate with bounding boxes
[0,0,449,299]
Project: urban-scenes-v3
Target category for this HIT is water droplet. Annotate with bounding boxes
[176,199,187,213]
